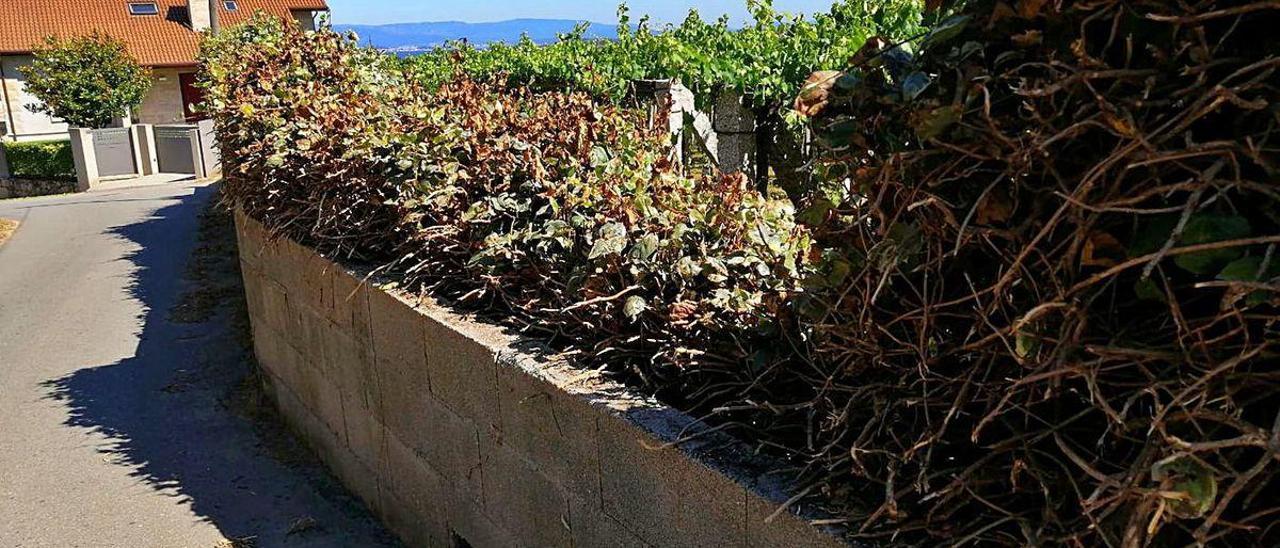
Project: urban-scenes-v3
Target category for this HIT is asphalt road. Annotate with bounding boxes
[0,181,397,548]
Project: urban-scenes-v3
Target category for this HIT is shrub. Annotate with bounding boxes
[22,32,152,128]
[202,17,812,391]
[1,140,75,180]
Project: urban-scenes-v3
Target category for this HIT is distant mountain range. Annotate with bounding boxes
[334,19,617,54]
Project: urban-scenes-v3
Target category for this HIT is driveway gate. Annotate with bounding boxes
[155,125,197,174]
[154,122,219,177]
[92,128,136,177]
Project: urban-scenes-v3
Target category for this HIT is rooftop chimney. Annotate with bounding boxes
[189,0,221,33]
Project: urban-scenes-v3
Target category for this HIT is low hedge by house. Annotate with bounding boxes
[1,139,75,180]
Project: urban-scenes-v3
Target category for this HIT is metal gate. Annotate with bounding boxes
[155,125,197,174]
[92,128,136,177]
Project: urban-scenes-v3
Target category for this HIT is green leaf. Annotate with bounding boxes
[588,222,628,259]
[1134,278,1166,302]
[1173,213,1251,275]
[1130,215,1179,256]
[1015,331,1039,360]
[1217,256,1276,281]
[825,258,852,287]
[1151,455,1218,520]
[629,233,660,261]
[622,295,647,320]
[900,72,932,101]
[913,105,961,141]
[1218,256,1279,306]
[920,15,971,52]
[589,146,610,168]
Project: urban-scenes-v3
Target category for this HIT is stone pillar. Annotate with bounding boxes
[632,79,682,168]
[671,82,718,168]
[631,79,723,173]
[133,124,158,175]
[68,128,99,192]
[712,92,756,175]
[186,127,208,179]
[196,119,221,177]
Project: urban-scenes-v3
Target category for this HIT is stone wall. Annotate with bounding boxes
[234,211,849,548]
[0,177,76,199]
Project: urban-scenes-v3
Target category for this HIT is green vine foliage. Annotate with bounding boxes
[22,32,153,129]
[405,1,925,111]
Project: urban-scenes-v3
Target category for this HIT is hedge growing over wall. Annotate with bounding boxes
[205,3,1279,545]
[202,16,813,396]
[1,140,75,180]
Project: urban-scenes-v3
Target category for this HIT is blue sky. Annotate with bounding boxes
[325,1,841,26]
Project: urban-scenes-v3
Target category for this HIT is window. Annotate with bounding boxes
[127,2,159,16]
[224,1,239,10]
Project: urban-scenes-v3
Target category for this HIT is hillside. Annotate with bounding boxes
[333,19,616,53]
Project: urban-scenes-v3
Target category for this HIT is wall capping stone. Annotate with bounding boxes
[235,210,853,548]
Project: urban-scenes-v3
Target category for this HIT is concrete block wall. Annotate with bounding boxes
[234,211,848,548]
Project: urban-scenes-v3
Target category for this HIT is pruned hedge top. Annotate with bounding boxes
[201,16,813,391]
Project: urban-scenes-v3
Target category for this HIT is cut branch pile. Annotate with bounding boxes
[790,0,1280,544]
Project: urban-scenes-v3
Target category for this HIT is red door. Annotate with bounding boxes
[178,72,206,122]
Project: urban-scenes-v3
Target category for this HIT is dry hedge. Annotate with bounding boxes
[794,0,1279,545]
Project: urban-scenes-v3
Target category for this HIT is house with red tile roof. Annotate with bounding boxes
[0,0,328,141]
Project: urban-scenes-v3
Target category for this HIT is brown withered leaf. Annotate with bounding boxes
[1104,111,1137,137]
[794,70,842,117]
[1081,231,1126,267]
[975,189,1014,225]
[849,37,888,68]
[669,301,698,323]
[1017,0,1050,19]
[1012,30,1044,47]
[990,2,1018,25]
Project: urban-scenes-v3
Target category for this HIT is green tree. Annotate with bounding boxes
[22,33,153,129]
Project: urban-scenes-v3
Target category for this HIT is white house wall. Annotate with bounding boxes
[0,55,69,142]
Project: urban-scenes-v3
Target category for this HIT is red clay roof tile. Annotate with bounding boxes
[0,1,328,67]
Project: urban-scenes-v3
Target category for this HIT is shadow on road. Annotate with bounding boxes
[40,185,398,547]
